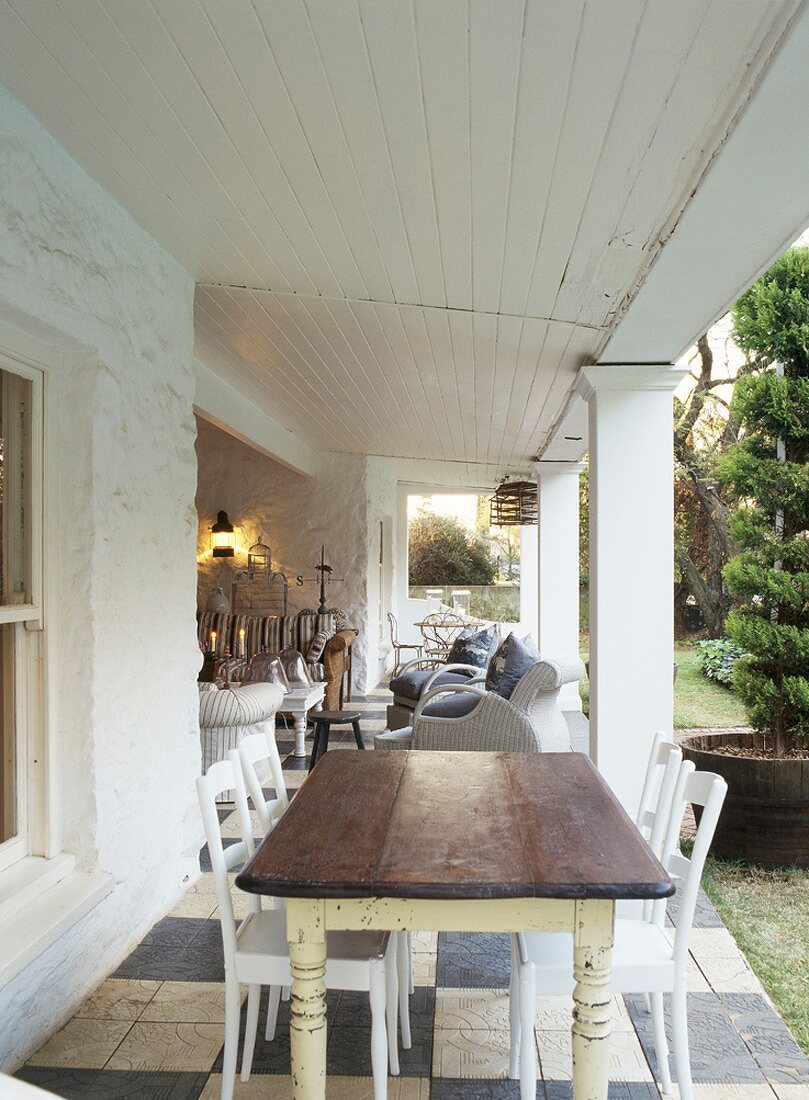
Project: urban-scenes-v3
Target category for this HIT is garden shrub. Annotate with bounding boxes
[697,638,748,686]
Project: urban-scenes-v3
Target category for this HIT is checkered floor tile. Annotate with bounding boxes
[15,689,809,1098]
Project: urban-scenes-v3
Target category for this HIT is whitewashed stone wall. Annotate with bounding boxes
[196,418,376,691]
[0,85,200,1069]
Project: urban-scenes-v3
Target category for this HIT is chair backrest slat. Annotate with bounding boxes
[235,729,289,835]
[635,733,683,847]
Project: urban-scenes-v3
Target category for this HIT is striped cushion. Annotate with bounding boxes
[198,682,285,729]
[305,629,330,661]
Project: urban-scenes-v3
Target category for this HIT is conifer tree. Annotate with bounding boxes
[723,248,809,753]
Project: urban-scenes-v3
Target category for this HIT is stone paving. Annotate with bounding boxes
[15,689,809,1099]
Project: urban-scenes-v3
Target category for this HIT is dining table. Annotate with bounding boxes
[236,750,674,1100]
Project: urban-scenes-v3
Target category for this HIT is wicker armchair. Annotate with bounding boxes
[375,657,585,754]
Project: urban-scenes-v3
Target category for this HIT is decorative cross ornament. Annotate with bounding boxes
[295,545,344,614]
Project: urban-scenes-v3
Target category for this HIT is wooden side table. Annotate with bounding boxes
[282,682,326,758]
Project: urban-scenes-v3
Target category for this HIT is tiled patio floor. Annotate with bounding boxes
[16,688,809,1099]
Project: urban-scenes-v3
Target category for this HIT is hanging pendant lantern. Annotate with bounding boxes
[489,480,538,526]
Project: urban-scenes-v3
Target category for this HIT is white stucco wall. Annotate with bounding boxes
[196,418,377,691]
[0,84,200,1069]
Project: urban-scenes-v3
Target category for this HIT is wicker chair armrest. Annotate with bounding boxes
[509,656,585,712]
[413,683,487,722]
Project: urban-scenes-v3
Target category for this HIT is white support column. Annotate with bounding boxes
[576,365,687,814]
[519,522,538,639]
[534,461,584,712]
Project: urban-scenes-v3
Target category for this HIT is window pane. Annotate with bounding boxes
[0,624,17,845]
[0,369,33,606]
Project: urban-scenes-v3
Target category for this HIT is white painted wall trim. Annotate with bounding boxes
[0,857,112,988]
[393,480,538,648]
[194,359,316,478]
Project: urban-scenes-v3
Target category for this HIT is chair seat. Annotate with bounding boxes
[522,920,675,995]
[389,668,473,702]
[236,909,390,990]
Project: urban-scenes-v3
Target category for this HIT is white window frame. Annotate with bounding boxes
[395,482,539,639]
[0,349,44,876]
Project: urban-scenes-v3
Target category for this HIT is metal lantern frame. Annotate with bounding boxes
[489,480,538,526]
[247,535,272,579]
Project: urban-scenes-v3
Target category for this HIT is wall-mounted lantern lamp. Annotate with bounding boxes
[210,510,235,557]
[247,536,272,579]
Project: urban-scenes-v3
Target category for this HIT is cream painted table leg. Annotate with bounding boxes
[571,898,614,1100]
[286,898,328,1100]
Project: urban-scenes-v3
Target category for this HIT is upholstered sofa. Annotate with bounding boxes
[198,609,356,711]
[198,609,335,663]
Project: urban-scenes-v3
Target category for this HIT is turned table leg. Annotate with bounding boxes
[287,898,327,1100]
[572,898,614,1100]
[293,711,308,758]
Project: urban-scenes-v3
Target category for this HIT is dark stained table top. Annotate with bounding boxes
[236,751,674,902]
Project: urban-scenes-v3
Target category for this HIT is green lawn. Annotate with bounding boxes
[670,645,748,728]
[578,643,749,729]
[701,858,809,1054]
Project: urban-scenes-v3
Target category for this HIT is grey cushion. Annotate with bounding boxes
[486,633,540,699]
[446,623,500,668]
[389,667,474,702]
[421,691,481,718]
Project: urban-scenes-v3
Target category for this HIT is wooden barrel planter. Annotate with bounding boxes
[681,732,809,868]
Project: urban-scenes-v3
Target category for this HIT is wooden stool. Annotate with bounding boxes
[309,710,364,772]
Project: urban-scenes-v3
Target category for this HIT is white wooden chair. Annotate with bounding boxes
[508,760,728,1100]
[233,735,414,1054]
[197,758,401,1100]
[233,737,291,1028]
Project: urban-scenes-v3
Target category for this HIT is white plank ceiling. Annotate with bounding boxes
[0,0,796,473]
